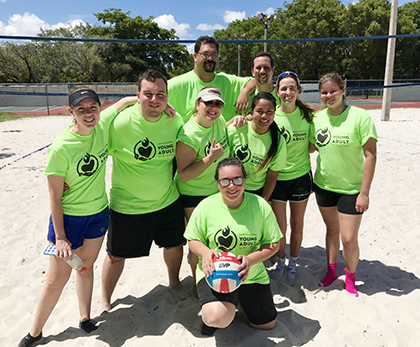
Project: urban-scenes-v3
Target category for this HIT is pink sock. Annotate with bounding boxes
[319,263,337,287]
[344,268,359,297]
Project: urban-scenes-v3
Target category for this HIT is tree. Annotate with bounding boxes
[88,8,192,81]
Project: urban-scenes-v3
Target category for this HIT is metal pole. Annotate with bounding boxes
[238,42,241,76]
[381,0,398,121]
[45,84,50,115]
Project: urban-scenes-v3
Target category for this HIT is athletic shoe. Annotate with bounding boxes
[274,255,286,278]
[18,332,42,347]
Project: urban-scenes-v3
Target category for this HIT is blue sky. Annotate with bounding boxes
[0,0,414,47]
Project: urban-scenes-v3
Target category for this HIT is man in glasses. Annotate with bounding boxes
[168,36,255,123]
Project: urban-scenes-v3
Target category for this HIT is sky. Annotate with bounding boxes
[0,0,414,52]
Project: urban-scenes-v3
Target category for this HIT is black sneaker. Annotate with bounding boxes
[18,332,42,347]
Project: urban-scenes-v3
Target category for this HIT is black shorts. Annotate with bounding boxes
[272,171,313,202]
[107,198,186,258]
[313,184,362,215]
[179,194,208,208]
[245,187,273,201]
[197,278,277,325]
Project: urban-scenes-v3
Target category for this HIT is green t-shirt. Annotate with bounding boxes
[167,70,252,123]
[228,122,287,191]
[184,192,282,285]
[44,106,118,216]
[248,89,280,114]
[309,106,378,194]
[109,103,183,214]
[274,106,312,180]
[175,115,230,196]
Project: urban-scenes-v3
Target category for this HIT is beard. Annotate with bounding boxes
[203,60,216,73]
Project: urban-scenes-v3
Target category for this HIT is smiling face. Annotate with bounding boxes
[194,98,222,128]
[251,98,275,135]
[194,43,218,74]
[319,80,346,112]
[277,77,300,107]
[69,98,100,135]
[137,78,168,122]
[217,165,245,208]
[252,56,274,86]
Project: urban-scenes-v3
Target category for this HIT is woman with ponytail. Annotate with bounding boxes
[271,71,315,281]
[228,92,287,201]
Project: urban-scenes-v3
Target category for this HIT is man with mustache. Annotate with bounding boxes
[168,36,254,123]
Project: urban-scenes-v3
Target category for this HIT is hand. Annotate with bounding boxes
[355,192,369,213]
[202,250,219,277]
[245,114,253,122]
[207,139,224,162]
[235,89,250,115]
[237,255,252,282]
[63,182,70,192]
[232,115,247,128]
[55,238,72,260]
[165,103,176,118]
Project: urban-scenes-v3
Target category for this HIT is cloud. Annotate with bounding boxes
[0,12,84,36]
[0,0,6,3]
[153,14,192,40]
[223,10,246,23]
[196,23,225,31]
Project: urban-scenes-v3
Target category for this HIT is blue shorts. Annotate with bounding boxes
[47,207,109,250]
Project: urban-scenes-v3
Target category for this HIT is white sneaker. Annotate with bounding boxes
[274,256,286,278]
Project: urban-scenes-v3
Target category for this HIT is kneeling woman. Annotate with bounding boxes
[184,158,282,335]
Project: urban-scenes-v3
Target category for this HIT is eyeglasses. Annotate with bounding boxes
[278,71,300,82]
[198,52,219,60]
[218,176,244,187]
[201,100,223,108]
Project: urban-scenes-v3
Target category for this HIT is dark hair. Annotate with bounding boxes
[251,92,280,169]
[215,157,247,181]
[138,69,168,92]
[252,52,274,68]
[276,71,314,124]
[195,36,219,53]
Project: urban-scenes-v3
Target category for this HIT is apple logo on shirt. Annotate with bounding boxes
[134,138,157,161]
[279,126,292,144]
[214,226,238,252]
[315,127,331,147]
[233,144,251,163]
[77,153,99,177]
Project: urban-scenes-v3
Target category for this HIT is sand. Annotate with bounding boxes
[1,109,419,346]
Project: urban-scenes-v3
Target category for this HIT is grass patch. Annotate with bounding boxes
[0,111,67,123]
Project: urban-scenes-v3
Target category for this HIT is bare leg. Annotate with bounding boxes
[201,301,236,328]
[75,236,104,322]
[289,200,309,257]
[271,201,288,258]
[164,246,183,290]
[184,207,198,294]
[101,255,125,312]
[250,319,277,330]
[339,213,362,273]
[29,256,72,337]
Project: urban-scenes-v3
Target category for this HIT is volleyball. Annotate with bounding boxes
[205,252,242,293]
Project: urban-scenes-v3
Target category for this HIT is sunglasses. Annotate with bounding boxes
[218,176,244,187]
[201,100,223,109]
[198,52,219,59]
[278,71,300,82]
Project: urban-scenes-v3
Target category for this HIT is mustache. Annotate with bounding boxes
[204,60,216,65]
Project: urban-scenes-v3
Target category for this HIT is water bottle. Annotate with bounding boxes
[44,244,87,273]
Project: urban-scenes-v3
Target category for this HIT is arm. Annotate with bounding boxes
[308,142,317,153]
[355,137,377,213]
[176,139,223,182]
[237,241,280,281]
[235,79,257,115]
[47,175,73,259]
[111,96,138,113]
[188,240,219,277]
[261,169,279,201]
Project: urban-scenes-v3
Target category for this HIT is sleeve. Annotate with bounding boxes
[357,110,378,146]
[184,203,208,245]
[177,124,199,152]
[259,199,282,244]
[44,147,68,177]
[308,122,316,144]
[99,106,118,129]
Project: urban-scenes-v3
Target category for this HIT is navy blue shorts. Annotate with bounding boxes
[245,187,273,201]
[197,278,277,325]
[107,198,186,258]
[47,207,109,250]
[179,194,208,208]
[313,184,362,215]
[272,171,313,202]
